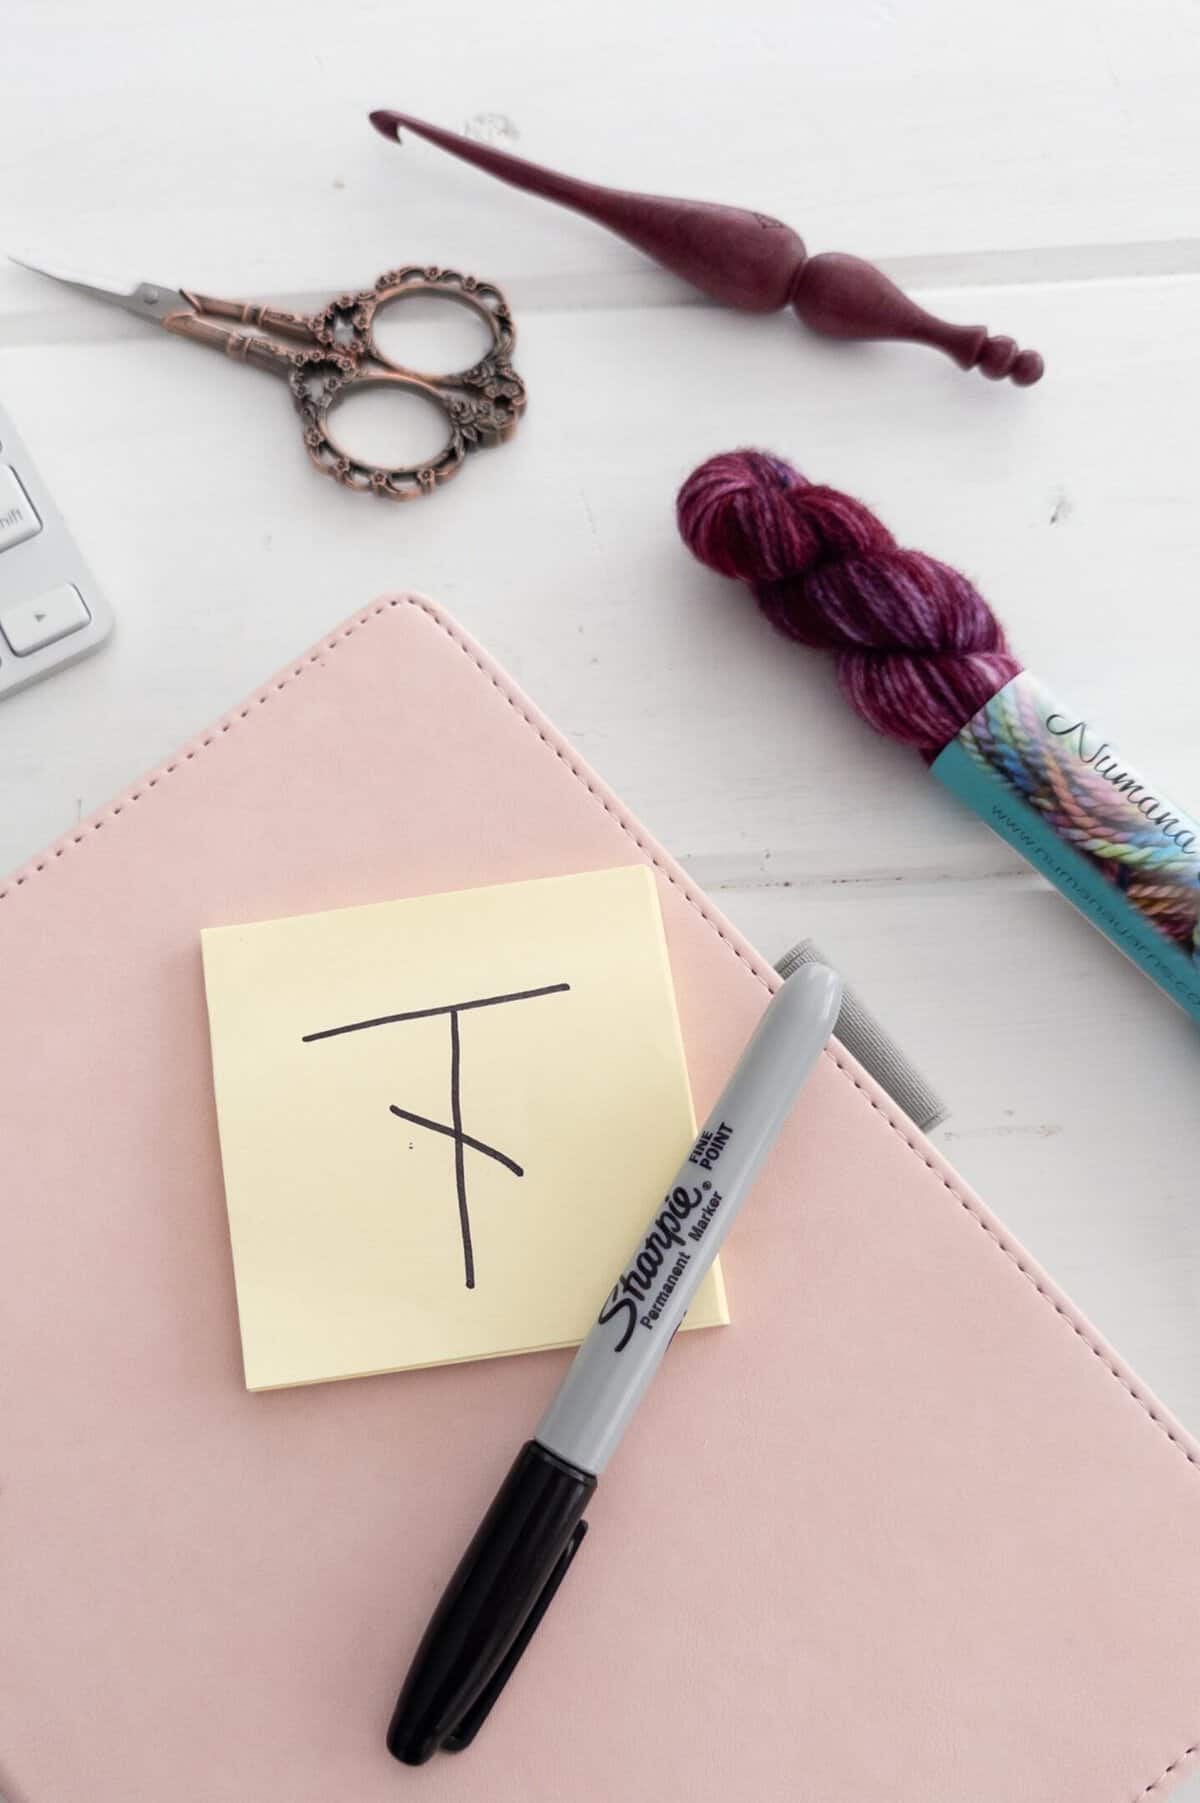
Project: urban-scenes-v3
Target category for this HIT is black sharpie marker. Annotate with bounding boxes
[387,963,843,1765]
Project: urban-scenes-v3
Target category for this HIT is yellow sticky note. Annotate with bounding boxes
[201,866,728,1389]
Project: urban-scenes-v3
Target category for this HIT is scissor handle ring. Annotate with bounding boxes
[310,266,517,376]
[289,363,465,501]
[364,267,515,377]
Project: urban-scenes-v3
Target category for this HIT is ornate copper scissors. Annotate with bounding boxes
[12,258,525,501]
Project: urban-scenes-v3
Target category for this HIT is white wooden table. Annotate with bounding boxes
[3,2,1199,1792]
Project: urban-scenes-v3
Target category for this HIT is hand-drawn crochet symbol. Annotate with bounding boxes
[302,982,570,1288]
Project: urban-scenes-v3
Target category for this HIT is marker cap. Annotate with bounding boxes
[386,1440,594,1765]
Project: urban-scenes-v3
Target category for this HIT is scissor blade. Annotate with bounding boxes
[7,254,189,324]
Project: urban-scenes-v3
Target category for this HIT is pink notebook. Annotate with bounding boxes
[3,596,1200,1803]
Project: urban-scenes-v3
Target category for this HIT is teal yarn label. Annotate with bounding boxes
[932,672,1200,1026]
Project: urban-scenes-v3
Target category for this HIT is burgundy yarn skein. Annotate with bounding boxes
[676,450,1021,758]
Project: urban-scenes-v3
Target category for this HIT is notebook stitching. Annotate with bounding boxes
[1,595,1197,1483]
[3,594,1198,1799]
[1137,1745,1200,1800]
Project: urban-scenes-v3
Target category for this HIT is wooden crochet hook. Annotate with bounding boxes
[369,110,1043,387]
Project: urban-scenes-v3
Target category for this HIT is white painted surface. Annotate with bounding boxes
[2,0,1199,1794]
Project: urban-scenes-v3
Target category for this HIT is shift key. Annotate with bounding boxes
[0,465,41,552]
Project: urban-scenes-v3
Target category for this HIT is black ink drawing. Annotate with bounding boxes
[302,983,569,1288]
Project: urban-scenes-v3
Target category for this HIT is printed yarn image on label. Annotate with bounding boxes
[959,674,1200,958]
[932,673,1200,1025]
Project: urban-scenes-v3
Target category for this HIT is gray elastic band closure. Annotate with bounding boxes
[774,939,949,1134]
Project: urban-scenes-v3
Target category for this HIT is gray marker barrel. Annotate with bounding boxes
[536,962,842,1477]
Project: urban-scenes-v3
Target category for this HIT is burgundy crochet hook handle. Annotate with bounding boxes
[369,110,1043,387]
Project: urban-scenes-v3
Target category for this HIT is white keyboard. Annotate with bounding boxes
[0,402,113,699]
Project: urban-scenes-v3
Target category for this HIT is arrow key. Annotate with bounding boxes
[0,584,91,656]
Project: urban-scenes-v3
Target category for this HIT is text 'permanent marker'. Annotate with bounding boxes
[386,962,843,1765]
